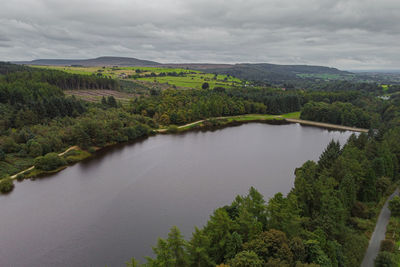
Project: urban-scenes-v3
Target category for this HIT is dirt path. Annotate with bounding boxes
[10,146,80,179]
[58,146,79,156]
[285,118,369,133]
[156,119,206,133]
[361,189,399,267]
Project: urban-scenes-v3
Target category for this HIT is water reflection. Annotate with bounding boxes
[0,123,353,266]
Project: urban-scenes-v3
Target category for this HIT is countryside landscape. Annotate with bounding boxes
[1,1,400,267]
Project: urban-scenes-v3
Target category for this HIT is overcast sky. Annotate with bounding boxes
[0,0,399,70]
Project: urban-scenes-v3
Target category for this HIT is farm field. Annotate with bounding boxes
[138,73,242,89]
[32,65,245,89]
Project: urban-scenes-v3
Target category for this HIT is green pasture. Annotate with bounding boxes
[31,65,244,89]
[138,73,242,89]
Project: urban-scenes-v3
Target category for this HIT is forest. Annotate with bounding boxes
[129,128,400,266]
[0,62,400,266]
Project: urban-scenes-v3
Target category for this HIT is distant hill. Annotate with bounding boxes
[191,63,354,84]
[13,56,357,84]
[14,56,160,67]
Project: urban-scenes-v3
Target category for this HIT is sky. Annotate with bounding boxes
[0,0,399,70]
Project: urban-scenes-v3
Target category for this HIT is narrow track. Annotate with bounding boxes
[361,189,399,267]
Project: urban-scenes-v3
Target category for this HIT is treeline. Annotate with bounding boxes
[0,78,86,132]
[0,62,28,75]
[303,80,381,92]
[0,107,155,179]
[227,88,301,114]
[226,88,369,115]
[300,101,371,128]
[302,91,362,105]
[130,89,267,125]
[3,69,120,90]
[134,128,399,266]
[0,62,119,90]
[129,87,380,128]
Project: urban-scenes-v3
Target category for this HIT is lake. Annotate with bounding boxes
[0,123,353,266]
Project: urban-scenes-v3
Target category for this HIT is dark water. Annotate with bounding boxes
[0,123,353,267]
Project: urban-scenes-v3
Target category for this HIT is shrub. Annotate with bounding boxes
[65,150,91,164]
[389,196,400,217]
[1,137,19,153]
[374,251,396,267]
[28,141,43,157]
[376,177,391,198]
[16,173,25,181]
[0,149,5,161]
[167,125,179,133]
[380,239,395,252]
[352,201,369,218]
[295,263,320,267]
[214,87,226,93]
[0,178,14,193]
[34,153,67,171]
[228,251,264,267]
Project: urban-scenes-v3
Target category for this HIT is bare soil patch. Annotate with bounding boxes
[64,89,136,103]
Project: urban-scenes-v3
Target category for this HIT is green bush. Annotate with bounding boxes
[0,178,14,193]
[16,173,25,181]
[64,150,91,164]
[167,125,179,133]
[0,149,5,161]
[1,137,19,153]
[202,82,209,89]
[34,153,67,171]
[374,251,396,267]
[380,239,395,252]
[389,196,400,217]
[228,251,264,267]
[28,141,43,157]
[351,201,370,218]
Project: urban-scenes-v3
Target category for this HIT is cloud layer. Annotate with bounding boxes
[1,0,399,69]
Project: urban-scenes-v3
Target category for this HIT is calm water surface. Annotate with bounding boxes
[0,123,353,266]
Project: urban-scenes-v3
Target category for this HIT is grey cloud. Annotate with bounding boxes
[0,0,399,69]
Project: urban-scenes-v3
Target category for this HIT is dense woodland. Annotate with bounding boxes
[0,64,153,180]
[0,62,400,266]
[130,89,267,125]
[300,102,371,128]
[131,128,400,266]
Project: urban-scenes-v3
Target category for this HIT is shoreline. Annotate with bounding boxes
[6,114,368,184]
[285,118,369,133]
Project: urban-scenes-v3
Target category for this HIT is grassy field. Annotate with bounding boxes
[138,73,242,89]
[32,65,244,90]
[279,111,301,119]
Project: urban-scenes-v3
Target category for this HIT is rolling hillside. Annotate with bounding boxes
[14,57,356,84]
[14,56,160,67]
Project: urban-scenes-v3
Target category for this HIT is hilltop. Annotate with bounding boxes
[14,56,160,67]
